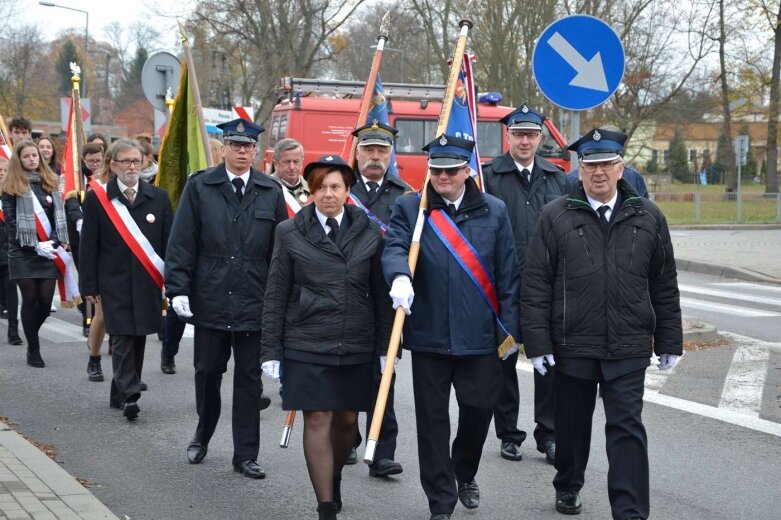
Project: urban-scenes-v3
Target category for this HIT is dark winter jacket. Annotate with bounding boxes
[164,163,288,332]
[351,171,412,225]
[260,203,393,362]
[382,177,521,357]
[521,179,683,360]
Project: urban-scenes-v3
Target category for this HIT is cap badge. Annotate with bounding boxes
[325,155,334,161]
[593,130,601,141]
[236,121,245,133]
[521,104,529,113]
[439,136,448,146]
[371,119,379,130]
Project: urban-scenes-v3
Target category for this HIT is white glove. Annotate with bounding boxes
[658,354,680,371]
[380,355,399,374]
[501,343,520,361]
[389,275,414,315]
[261,360,280,380]
[35,240,56,259]
[76,219,83,234]
[171,295,193,318]
[530,354,555,376]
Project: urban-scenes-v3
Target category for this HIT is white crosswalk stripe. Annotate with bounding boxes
[679,297,781,317]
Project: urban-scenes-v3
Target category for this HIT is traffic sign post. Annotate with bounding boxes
[735,134,749,222]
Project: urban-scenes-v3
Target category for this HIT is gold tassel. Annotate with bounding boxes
[497,334,517,359]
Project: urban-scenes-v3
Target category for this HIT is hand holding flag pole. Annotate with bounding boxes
[363,15,474,465]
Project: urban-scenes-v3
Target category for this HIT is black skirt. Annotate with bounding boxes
[282,358,372,412]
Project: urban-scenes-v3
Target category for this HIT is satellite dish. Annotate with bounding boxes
[141,52,181,112]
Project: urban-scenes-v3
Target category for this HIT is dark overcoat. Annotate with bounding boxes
[351,171,411,225]
[79,178,173,335]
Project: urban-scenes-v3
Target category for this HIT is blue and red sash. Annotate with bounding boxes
[427,208,515,355]
[348,193,389,234]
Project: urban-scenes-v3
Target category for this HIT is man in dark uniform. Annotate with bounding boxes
[165,118,287,479]
[383,134,521,520]
[521,128,682,519]
[482,104,568,464]
[348,120,410,476]
[79,139,173,420]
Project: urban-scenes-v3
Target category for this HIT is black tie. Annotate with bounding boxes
[446,203,457,218]
[367,181,379,194]
[521,168,531,183]
[326,217,339,242]
[598,205,610,231]
[232,177,245,202]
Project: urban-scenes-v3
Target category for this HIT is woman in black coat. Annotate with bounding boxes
[261,155,392,520]
[2,140,71,367]
[0,156,21,345]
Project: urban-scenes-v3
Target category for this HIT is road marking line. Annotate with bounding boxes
[679,284,781,306]
[719,345,769,416]
[39,317,85,343]
[680,297,781,317]
[713,282,781,294]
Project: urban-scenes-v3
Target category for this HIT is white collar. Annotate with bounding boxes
[514,159,535,174]
[443,185,466,210]
[225,168,251,185]
[586,191,618,220]
[315,206,345,232]
[116,177,139,197]
[360,174,385,189]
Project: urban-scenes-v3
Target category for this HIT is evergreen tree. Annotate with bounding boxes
[667,127,690,183]
[645,154,659,174]
[55,40,81,96]
[116,47,148,111]
[711,130,729,185]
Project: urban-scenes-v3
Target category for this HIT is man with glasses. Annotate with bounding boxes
[483,104,568,465]
[382,134,520,520]
[165,118,287,478]
[80,139,173,420]
[521,128,682,519]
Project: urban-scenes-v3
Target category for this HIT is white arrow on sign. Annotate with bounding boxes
[547,31,609,92]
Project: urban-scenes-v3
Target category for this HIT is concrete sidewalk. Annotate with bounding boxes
[672,228,781,284]
[0,421,117,520]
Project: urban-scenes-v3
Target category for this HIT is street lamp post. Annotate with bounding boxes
[370,44,404,83]
[39,1,89,98]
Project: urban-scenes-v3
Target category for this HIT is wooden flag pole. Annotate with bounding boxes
[363,17,474,465]
[178,22,214,167]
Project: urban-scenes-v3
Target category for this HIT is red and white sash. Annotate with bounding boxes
[89,181,164,290]
[31,196,80,307]
[282,188,304,218]
[0,200,5,223]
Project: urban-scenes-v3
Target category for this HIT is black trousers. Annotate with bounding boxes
[162,309,187,357]
[533,359,556,446]
[553,368,649,520]
[193,327,262,464]
[110,335,145,406]
[412,352,501,515]
[355,357,399,462]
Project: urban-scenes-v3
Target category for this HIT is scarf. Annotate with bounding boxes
[15,173,70,247]
[139,162,158,183]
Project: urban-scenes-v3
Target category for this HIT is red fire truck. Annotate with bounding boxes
[265,77,570,189]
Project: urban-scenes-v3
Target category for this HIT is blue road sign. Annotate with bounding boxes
[532,15,625,111]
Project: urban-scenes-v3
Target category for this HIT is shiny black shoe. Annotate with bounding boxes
[537,440,555,465]
[161,352,176,374]
[233,459,266,479]
[259,395,271,411]
[87,356,104,382]
[140,381,148,391]
[369,458,403,477]
[123,401,140,420]
[555,491,582,515]
[500,440,523,461]
[186,442,207,464]
[345,446,358,465]
[429,515,451,520]
[457,480,479,509]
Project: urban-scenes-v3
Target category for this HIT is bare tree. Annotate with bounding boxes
[0,25,46,116]
[760,0,780,193]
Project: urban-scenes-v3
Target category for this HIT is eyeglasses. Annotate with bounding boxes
[113,158,143,167]
[580,161,621,174]
[228,142,256,152]
[429,167,462,176]
[85,159,103,165]
[508,131,541,140]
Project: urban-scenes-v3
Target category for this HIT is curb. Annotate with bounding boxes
[676,257,781,285]
[682,316,719,343]
[671,224,781,230]
[0,421,119,519]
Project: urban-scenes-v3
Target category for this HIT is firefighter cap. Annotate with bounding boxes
[499,103,545,131]
[352,120,398,147]
[422,134,474,169]
[568,128,627,163]
[216,118,264,143]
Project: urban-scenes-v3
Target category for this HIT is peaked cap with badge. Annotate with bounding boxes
[422,134,475,169]
[500,103,545,131]
[352,120,398,147]
[567,128,627,163]
[216,118,264,143]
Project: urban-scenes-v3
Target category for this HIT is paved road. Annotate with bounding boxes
[1,298,779,520]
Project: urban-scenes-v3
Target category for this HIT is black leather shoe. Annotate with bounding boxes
[161,352,176,374]
[430,514,451,520]
[27,350,45,368]
[555,491,582,515]
[259,395,271,411]
[500,440,523,461]
[123,401,140,420]
[369,458,403,477]
[140,381,148,391]
[187,442,207,464]
[457,480,479,509]
[233,459,266,479]
[345,447,358,465]
[87,357,104,382]
[538,440,555,465]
